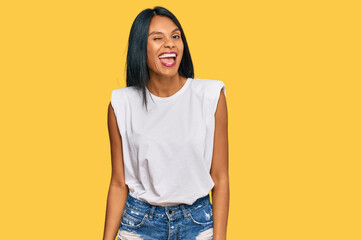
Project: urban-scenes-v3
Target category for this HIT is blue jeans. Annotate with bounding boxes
[117,193,214,240]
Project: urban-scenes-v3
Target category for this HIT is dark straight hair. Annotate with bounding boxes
[126,6,194,111]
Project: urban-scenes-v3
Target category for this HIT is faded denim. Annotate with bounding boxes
[117,193,214,240]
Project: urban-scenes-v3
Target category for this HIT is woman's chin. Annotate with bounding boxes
[154,68,180,78]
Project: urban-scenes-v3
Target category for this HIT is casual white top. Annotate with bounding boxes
[110,78,226,206]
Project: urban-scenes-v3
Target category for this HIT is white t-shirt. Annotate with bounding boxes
[110,78,226,206]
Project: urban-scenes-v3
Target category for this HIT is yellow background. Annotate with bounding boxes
[1,0,360,239]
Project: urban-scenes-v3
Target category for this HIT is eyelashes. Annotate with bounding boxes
[154,35,181,41]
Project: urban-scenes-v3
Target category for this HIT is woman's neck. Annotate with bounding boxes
[147,74,187,98]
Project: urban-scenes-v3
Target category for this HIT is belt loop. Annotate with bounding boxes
[179,204,188,219]
[149,206,156,221]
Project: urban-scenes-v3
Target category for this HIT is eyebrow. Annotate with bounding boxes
[148,28,180,36]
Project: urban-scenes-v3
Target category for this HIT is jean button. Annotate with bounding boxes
[168,209,172,214]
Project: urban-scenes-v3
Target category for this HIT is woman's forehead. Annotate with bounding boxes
[148,16,178,33]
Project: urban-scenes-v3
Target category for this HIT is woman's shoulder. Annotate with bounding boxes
[191,78,224,85]
[111,85,138,100]
[190,78,226,97]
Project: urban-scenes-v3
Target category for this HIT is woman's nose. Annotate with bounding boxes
[164,37,175,48]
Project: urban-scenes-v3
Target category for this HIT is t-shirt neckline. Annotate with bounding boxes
[147,78,192,102]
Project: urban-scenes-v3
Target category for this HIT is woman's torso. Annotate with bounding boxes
[110,77,226,206]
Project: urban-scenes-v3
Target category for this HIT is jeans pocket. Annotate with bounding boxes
[188,203,213,226]
[120,206,149,229]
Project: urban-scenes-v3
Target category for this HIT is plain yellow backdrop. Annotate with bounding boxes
[1,0,360,239]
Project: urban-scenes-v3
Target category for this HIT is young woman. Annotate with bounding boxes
[103,6,229,240]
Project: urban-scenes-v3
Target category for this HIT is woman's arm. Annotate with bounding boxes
[210,90,230,240]
[103,103,129,240]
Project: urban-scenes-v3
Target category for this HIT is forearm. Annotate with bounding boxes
[211,178,230,240]
[103,183,129,240]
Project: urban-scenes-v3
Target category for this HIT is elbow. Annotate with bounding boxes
[212,174,229,188]
[110,180,128,190]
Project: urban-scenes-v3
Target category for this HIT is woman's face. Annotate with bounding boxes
[147,15,184,78]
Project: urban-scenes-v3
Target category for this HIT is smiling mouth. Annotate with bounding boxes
[159,57,176,67]
[159,57,175,64]
[158,53,177,65]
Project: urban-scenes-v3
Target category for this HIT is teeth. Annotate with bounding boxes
[159,53,176,58]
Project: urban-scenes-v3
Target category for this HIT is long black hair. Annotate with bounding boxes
[126,6,194,111]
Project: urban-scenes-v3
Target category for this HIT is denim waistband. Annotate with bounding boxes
[125,194,211,220]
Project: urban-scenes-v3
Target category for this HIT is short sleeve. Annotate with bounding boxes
[110,89,126,133]
[210,80,226,116]
[110,89,119,114]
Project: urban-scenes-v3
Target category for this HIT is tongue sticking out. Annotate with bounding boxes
[159,57,175,64]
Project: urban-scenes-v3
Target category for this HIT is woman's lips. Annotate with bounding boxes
[159,57,176,67]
